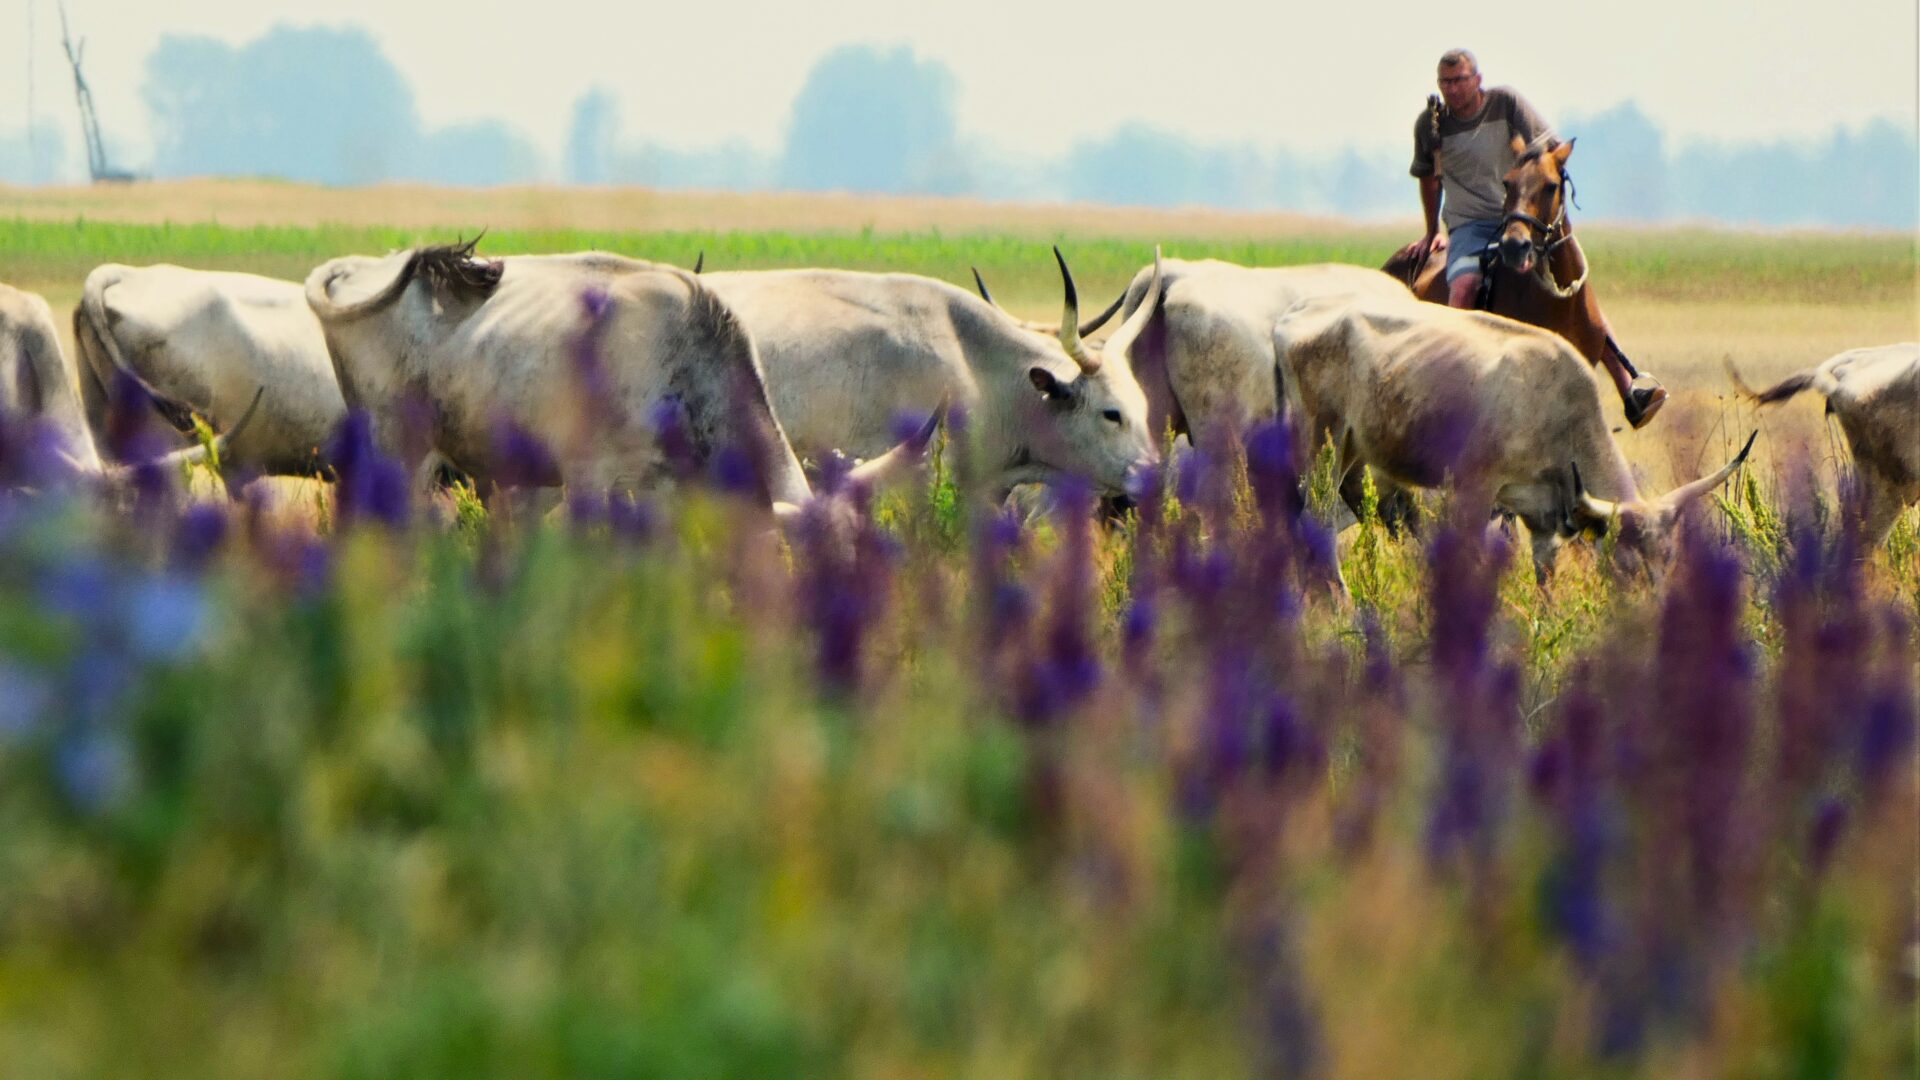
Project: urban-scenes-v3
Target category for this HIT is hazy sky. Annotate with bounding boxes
[8,0,1916,164]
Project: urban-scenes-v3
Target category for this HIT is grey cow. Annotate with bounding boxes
[1273,294,1754,581]
[702,250,1164,503]
[306,245,925,516]
[1729,343,1919,547]
[74,264,343,475]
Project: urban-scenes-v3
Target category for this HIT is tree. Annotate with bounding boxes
[1558,101,1668,222]
[416,121,544,187]
[144,24,420,184]
[566,86,619,185]
[1065,124,1204,208]
[779,45,966,194]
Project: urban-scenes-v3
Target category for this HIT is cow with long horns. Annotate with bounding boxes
[1273,293,1755,581]
[700,248,1162,501]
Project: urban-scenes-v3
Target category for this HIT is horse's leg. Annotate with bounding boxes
[1598,345,1634,402]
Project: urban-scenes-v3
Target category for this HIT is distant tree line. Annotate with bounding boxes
[2,26,1911,229]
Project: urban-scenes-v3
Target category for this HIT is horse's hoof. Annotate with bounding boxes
[1626,378,1668,430]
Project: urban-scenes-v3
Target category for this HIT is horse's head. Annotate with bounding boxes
[1499,137,1575,275]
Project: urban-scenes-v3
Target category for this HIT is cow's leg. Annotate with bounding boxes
[1331,430,1417,533]
[1527,527,1564,586]
[1497,479,1566,587]
[1852,467,1916,550]
[1337,468,1418,535]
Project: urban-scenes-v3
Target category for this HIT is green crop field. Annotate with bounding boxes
[0,193,1914,1079]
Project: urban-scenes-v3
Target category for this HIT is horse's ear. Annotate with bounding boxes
[1552,139,1575,166]
[1510,134,1526,156]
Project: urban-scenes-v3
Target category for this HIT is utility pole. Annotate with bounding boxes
[27,0,37,180]
[59,1,136,183]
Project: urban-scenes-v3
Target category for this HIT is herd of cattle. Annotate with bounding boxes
[0,242,1914,581]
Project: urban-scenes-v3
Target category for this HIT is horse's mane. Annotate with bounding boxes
[1514,136,1556,168]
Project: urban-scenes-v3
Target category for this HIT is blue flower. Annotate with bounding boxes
[125,574,209,662]
[0,661,51,739]
[54,727,130,814]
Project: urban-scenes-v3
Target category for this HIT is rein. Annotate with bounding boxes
[1499,169,1588,299]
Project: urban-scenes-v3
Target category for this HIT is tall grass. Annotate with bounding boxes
[0,216,1913,1078]
[4,218,1914,309]
[0,387,1910,1077]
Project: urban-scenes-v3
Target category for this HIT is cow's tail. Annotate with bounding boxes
[1725,358,1818,406]
[76,266,219,438]
[304,239,503,324]
[73,266,139,439]
[675,269,814,508]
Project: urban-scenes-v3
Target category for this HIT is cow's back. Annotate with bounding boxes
[1138,260,1412,440]
[82,264,343,469]
[704,270,972,460]
[329,254,807,503]
[1280,296,1631,498]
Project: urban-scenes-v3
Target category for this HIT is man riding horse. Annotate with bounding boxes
[1390,48,1668,429]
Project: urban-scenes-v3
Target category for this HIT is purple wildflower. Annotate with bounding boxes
[327,411,411,529]
[490,417,562,490]
[171,503,229,571]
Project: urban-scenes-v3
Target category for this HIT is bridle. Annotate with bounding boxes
[1498,168,1588,299]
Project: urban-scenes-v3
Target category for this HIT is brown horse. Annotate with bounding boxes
[1384,137,1667,429]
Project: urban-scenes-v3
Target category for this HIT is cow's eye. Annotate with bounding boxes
[1102,408,1123,424]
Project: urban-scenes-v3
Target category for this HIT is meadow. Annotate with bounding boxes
[0,184,1914,1078]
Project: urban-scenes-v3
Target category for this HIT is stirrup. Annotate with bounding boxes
[1624,376,1668,430]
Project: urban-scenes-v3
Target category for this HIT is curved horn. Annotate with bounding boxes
[151,386,268,472]
[1566,459,1621,531]
[1052,246,1095,373]
[1096,247,1166,374]
[98,386,267,485]
[971,266,997,307]
[1662,430,1758,510]
[693,251,705,275]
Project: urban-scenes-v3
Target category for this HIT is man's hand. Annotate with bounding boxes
[1409,230,1440,268]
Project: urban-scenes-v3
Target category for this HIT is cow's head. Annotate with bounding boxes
[1564,431,1757,578]
[1011,248,1164,495]
[1498,137,1574,275]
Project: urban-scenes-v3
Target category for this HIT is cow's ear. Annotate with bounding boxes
[1028,366,1073,404]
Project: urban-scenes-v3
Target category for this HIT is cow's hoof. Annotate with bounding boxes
[1625,378,1668,430]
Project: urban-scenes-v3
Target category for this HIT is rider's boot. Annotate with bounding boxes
[1623,374,1668,429]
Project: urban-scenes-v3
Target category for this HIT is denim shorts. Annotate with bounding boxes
[1444,218,1503,283]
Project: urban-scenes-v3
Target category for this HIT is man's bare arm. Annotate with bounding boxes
[1412,175,1444,264]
